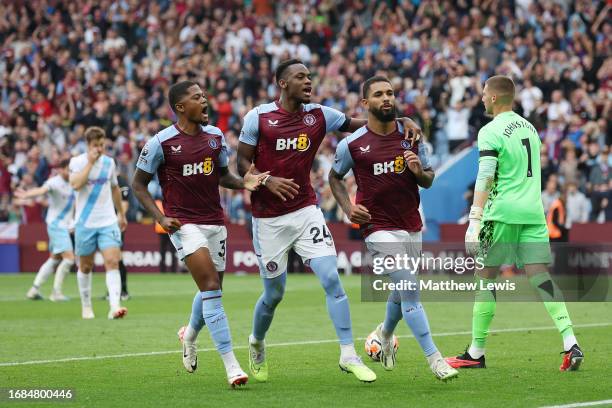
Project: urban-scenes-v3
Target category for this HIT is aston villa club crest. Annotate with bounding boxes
[209,138,218,149]
[401,140,411,149]
[303,113,316,126]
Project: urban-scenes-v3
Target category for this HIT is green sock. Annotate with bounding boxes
[529,272,575,346]
[471,276,497,349]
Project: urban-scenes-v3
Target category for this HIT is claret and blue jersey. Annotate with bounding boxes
[136,124,229,226]
[239,101,350,218]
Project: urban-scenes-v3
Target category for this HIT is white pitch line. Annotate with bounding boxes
[539,399,612,408]
[0,322,609,368]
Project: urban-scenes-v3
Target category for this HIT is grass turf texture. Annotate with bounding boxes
[0,273,610,408]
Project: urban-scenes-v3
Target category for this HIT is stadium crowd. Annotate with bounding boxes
[0,0,610,226]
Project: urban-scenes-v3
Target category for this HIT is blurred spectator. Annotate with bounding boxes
[565,182,590,227]
[542,175,560,215]
[588,146,610,221]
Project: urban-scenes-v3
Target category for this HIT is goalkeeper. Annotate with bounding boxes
[446,76,583,372]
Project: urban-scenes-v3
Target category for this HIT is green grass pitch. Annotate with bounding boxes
[1,273,610,408]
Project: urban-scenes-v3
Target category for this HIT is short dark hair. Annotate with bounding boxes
[275,59,303,85]
[485,75,515,102]
[58,159,70,168]
[168,80,198,113]
[362,76,392,99]
[84,126,106,144]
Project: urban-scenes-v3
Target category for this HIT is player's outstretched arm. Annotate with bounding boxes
[328,168,371,224]
[345,117,422,145]
[131,168,181,233]
[218,165,269,191]
[14,185,50,200]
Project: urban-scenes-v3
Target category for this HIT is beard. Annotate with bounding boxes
[371,105,397,122]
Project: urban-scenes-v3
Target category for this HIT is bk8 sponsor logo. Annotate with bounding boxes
[373,155,406,175]
[183,157,214,176]
[275,133,311,151]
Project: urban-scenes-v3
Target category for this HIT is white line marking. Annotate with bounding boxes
[0,322,609,367]
[539,399,612,408]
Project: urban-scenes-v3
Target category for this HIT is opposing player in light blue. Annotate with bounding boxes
[16,159,75,302]
[69,127,128,320]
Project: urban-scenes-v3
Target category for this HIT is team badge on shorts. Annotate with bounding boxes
[401,140,411,149]
[209,138,218,149]
[266,261,278,272]
[303,113,316,126]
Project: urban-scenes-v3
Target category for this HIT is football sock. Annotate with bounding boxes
[340,343,358,360]
[529,272,576,351]
[309,255,353,345]
[105,269,122,310]
[471,276,497,356]
[188,291,205,333]
[383,291,403,337]
[53,259,74,293]
[252,272,286,341]
[77,270,92,308]
[220,350,241,372]
[201,290,233,354]
[389,269,437,356]
[119,260,128,293]
[33,257,60,288]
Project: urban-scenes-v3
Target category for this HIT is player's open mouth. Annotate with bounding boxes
[303,87,312,97]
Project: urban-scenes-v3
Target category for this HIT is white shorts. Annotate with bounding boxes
[252,205,337,278]
[365,230,422,275]
[169,224,227,271]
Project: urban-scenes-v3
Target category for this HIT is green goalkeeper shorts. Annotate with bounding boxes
[478,221,552,267]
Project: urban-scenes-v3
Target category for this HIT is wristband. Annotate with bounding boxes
[469,206,483,221]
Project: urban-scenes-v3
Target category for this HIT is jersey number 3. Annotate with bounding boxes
[521,138,533,178]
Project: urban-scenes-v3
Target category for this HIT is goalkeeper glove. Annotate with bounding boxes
[465,206,483,256]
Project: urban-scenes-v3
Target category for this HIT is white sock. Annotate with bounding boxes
[380,327,393,340]
[563,335,578,352]
[340,343,358,361]
[468,345,485,359]
[426,350,443,366]
[77,270,92,308]
[249,334,264,348]
[184,325,198,343]
[105,269,122,310]
[33,258,60,288]
[221,350,240,371]
[53,259,74,293]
